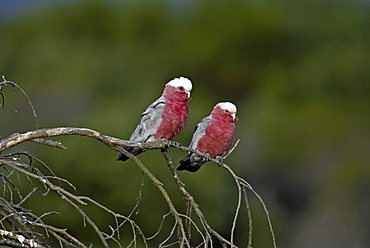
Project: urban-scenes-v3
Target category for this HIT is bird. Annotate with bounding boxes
[177,102,238,172]
[117,77,192,161]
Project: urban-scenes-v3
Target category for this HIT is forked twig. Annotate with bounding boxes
[1,76,39,128]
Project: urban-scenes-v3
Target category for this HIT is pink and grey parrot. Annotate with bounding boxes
[118,77,192,161]
[177,102,238,172]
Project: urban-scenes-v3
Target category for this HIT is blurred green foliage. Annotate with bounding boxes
[1,0,369,247]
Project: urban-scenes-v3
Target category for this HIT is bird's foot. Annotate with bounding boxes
[203,157,211,163]
[215,156,224,166]
[160,138,170,149]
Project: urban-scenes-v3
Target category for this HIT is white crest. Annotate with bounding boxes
[166,77,192,93]
[216,102,237,114]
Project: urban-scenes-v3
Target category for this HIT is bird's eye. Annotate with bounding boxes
[225,110,230,113]
[178,86,185,91]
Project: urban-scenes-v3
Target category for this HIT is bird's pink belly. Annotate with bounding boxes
[155,107,187,140]
[198,132,231,158]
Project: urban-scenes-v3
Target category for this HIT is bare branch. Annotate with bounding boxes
[166,141,277,248]
[0,127,168,153]
[0,229,47,248]
[161,149,236,247]
[0,158,146,248]
[0,126,277,247]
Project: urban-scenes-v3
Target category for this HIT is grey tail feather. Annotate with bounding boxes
[177,154,202,172]
[117,146,143,161]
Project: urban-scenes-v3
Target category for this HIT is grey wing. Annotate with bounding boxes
[177,116,211,172]
[189,116,211,150]
[129,97,166,142]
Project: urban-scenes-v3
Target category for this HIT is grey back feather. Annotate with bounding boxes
[129,97,166,142]
[189,116,211,150]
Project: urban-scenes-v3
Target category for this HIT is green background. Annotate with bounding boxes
[1,1,369,247]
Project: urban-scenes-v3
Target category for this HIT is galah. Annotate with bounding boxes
[118,77,192,161]
[177,102,238,172]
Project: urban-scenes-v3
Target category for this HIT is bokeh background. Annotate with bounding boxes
[1,0,369,247]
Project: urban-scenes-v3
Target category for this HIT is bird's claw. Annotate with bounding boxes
[203,157,211,163]
[160,139,170,149]
[215,156,224,166]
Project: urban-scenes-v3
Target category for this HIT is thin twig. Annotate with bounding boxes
[120,149,190,247]
[241,183,277,248]
[31,138,66,149]
[147,212,172,240]
[243,187,253,248]
[1,76,39,128]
